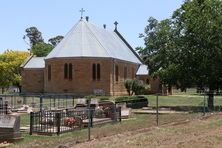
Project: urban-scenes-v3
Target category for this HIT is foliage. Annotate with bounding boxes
[132,79,147,95]
[0,50,29,93]
[115,96,146,103]
[124,79,134,96]
[25,27,44,47]
[138,0,222,108]
[31,43,53,57]
[25,27,63,57]
[48,35,64,47]
[124,79,148,96]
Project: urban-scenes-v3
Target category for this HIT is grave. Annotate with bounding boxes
[0,115,22,142]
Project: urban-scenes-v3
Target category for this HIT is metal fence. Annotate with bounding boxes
[30,106,121,135]
[0,102,8,115]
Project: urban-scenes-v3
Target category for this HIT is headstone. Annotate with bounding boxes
[76,98,86,105]
[0,115,22,142]
[90,99,98,105]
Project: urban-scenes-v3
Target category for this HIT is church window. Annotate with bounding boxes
[146,79,150,84]
[132,67,135,79]
[92,63,101,81]
[115,65,119,82]
[69,63,73,80]
[124,67,127,79]
[64,63,68,79]
[97,64,100,80]
[92,64,96,80]
[48,65,51,81]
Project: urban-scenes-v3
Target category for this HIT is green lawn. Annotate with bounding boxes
[145,94,222,107]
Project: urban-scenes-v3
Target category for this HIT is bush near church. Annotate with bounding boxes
[124,79,149,96]
[115,96,149,109]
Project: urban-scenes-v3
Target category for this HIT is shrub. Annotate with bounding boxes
[124,79,149,96]
[124,79,134,96]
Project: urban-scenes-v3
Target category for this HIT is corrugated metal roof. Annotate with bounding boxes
[46,19,141,64]
[136,64,149,75]
[23,57,45,69]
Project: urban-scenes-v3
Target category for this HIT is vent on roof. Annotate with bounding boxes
[86,16,89,22]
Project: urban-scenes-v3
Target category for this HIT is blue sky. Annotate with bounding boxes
[0,0,184,53]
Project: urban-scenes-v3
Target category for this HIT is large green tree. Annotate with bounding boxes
[139,0,222,109]
[32,43,53,57]
[0,50,29,93]
[48,35,64,47]
[25,27,44,47]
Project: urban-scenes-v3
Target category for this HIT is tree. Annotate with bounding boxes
[25,27,44,47]
[124,79,134,96]
[0,50,29,93]
[48,35,64,47]
[31,43,53,57]
[138,0,222,109]
[124,79,147,96]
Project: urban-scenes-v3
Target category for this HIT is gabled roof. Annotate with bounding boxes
[46,19,141,64]
[22,56,45,69]
[136,64,149,75]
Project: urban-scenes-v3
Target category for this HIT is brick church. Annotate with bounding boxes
[21,17,166,96]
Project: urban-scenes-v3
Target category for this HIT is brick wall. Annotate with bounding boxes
[44,58,140,96]
[44,58,112,95]
[21,68,44,93]
[110,59,139,96]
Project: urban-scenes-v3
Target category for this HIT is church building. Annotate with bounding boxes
[21,17,164,96]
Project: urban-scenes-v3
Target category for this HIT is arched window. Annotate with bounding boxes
[115,65,119,82]
[97,64,100,80]
[132,67,135,79]
[48,65,51,81]
[92,63,101,81]
[124,67,127,79]
[146,79,150,84]
[92,64,96,80]
[69,63,72,80]
[64,63,68,79]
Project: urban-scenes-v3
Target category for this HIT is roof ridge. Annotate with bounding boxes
[83,21,113,57]
[114,29,143,64]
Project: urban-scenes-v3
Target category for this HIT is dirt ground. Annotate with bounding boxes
[71,113,222,148]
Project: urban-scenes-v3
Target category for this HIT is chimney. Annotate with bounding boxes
[103,24,106,29]
[86,16,89,22]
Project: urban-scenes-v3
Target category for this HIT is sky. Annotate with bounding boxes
[0,0,184,53]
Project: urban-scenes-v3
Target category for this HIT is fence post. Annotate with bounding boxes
[40,96,43,112]
[30,112,34,135]
[156,94,159,126]
[90,109,93,127]
[72,97,75,107]
[118,107,121,122]
[5,103,8,114]
[23,96,27,105]
[56,112,61,136]
[203,93,206,116]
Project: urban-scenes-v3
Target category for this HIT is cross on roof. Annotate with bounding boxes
[79,8,85,19]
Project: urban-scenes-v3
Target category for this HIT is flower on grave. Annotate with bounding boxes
[64,117,77,127]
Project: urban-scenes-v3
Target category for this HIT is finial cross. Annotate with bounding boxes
[79,8,85,19]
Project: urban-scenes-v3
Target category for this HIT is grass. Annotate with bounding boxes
[12,113,201,148]
[20,114,30,127]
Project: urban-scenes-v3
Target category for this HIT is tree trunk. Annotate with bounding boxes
[18,86,22,93]
[207,93,214,110]
[1,88,4,94]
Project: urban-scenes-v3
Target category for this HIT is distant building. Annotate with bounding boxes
[21,17,166,96]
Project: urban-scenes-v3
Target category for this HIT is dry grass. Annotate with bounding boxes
[73,113,222,148]
[12,113,201,148]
